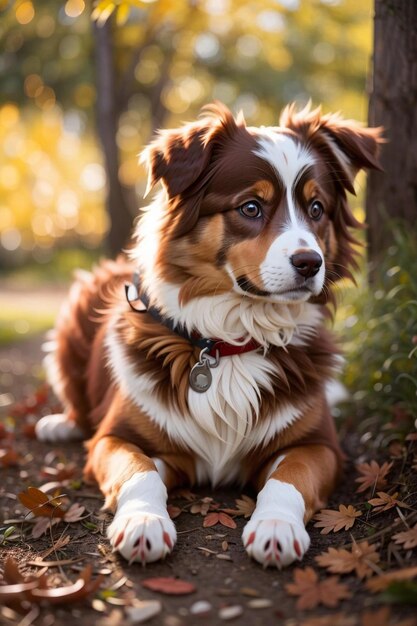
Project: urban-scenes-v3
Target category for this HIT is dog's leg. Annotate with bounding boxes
[243,444,338,568]
[86,435,177,564]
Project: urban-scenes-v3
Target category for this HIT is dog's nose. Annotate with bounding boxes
[290,250,323,278]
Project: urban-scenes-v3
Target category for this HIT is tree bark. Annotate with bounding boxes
[366,0,417,270]
[93,18,137,257]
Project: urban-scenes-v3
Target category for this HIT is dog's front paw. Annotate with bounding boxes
[108,511,176,564]
[108,471,176,564]
[35,414,83,442]
[242,518,310,568]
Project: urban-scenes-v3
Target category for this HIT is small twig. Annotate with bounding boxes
[340,510,417,549]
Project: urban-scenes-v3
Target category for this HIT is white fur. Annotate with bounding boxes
[253,130,314,224]
[35,413,83,442]
[107,471,176,564]
[242,478,310,568]
[259,229,325,302]
[106,322,316,485]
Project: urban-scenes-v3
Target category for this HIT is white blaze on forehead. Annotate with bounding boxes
[253,129,315,227]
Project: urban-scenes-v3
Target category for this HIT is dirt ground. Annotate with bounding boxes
[1,335,416,626]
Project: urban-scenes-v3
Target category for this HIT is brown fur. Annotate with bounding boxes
[47,103,382,543]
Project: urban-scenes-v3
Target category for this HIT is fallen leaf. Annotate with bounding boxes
[355,460,393,493]
[366,566,417,593]
[393,523,417,549]
[125,600,162,623]
[141,577,196,595]
[368,491,409,513]
[64,503,86,522]
[218,605,243,620]
[0,558,102,608]
[314,505,362,534]
[167,504,182,519]
[32,517,61,539]
[285,566,351,610]
[202,512,236,529]
[221,495,256,518]
[361,606,416,626]
[0,447,20,467]
[41,463,77,482]
[170,488,197,501]
[191,497,214,516]
[18,487,66,519]
[315,540,379,579]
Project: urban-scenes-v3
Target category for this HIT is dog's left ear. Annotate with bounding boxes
[141,102,241,199]
[280,105,383,194]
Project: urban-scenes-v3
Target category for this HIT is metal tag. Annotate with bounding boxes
[189,360,212,393]
[189,348,220,393]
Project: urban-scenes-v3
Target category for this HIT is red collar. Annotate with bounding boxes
[201,337,261,358]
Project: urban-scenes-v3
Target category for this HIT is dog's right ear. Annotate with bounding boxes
[140,102,242,199]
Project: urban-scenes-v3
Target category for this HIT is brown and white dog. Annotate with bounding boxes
[36,102,381,567]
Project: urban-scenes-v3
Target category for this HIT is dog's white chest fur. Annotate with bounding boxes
[107,329,306,485]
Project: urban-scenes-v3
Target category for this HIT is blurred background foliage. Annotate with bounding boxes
[0,0,372,268]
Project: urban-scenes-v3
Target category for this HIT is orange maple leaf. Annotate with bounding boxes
[221,495,256,518]
[314,504,362,534]
[285,566,351,610]
[393,523,417,550]
[315,539,379,579]
[355,460,393,493]
[367,491,409,513]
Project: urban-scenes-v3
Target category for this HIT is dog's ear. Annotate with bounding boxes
[280,104,383,194]
[141,102,241,198]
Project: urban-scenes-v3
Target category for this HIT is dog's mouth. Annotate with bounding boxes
[235,276,315,302]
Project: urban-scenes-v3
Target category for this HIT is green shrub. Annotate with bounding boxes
[336,227,417,437]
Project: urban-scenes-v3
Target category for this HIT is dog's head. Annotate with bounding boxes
[138,102,381,307]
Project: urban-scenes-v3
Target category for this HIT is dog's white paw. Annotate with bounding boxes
[35,414,83,442]
[108,471,176,564]
[108,511,176,564]
[243,518,310,568]
[242,477,310,568]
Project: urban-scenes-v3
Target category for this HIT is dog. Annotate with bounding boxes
[35,102,381,567]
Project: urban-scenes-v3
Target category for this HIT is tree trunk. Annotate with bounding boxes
[93,19,137,257]
[366,0,417,270]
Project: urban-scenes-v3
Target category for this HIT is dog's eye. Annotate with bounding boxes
[308,200,324,221]
[238,201,262,219]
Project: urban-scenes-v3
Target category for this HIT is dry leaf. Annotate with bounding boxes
[314,505,362,534]
[355,460,393,493]
[32,516,61,539]
[368,491,409,513]
[64,503,85,522]
[167,504,182,519]
[170,488,197,501]
[0,558,102,608]
[41,463,77,482]
[0,447,20,467]
[202,512,236,529]
[221,495,256,518]
[366,566,417,593]
[190,497,214,516]
[18,487,66,519]
[141,577,196,595]
[315,540,379,579]
[393,523,417,549]
[285,566,351,610]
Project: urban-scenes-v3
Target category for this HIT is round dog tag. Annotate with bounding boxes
[189,361,212,393]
